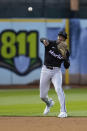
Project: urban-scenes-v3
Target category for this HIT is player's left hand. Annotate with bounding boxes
[57,41,67,59]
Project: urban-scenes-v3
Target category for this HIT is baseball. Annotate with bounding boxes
[28,7,33,12]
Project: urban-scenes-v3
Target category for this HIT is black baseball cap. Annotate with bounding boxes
[58,31,67,39]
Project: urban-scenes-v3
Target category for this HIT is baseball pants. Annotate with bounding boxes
[40,65,66,112]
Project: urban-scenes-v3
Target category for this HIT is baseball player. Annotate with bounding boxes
[40,31,70,118]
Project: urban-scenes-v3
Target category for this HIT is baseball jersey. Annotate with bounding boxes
[40,39,70,69]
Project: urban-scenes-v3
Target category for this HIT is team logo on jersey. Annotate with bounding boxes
[0,30,42,76]
[49,50,63,59]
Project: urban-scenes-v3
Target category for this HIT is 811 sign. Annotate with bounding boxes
[0,30,38,59]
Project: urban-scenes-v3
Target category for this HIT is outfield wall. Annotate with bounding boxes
[0,18,87,85]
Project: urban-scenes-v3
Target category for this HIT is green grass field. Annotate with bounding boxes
[0,87,87,117]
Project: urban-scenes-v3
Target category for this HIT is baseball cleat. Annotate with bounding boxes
[43,100,55,115]
[58,112,67,118]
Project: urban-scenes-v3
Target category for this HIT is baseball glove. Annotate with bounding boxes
[57,41,68,59]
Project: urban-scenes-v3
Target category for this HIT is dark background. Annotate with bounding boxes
[0,0,87,18]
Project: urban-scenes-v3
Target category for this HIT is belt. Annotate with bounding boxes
[46,65,53,70]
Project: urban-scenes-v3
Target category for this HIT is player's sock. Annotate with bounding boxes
[41,97,52,106]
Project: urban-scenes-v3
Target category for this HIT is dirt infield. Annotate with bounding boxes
[0,117,87,131]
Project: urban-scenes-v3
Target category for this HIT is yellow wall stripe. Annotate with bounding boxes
[0,18,63,23]
[65,19,70,85]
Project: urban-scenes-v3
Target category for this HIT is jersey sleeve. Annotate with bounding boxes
[63,50,70,69]
[64,59,70,69]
